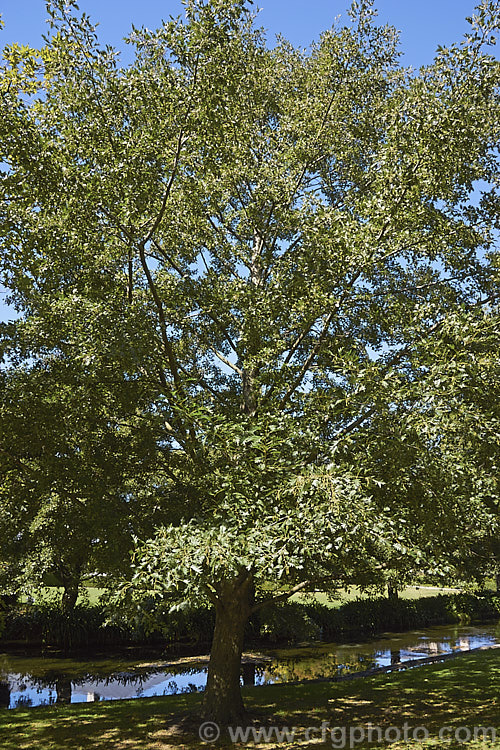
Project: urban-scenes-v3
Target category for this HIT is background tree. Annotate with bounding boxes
[1,0,499,723]
[0,348,163,609]
[403,305,500,590]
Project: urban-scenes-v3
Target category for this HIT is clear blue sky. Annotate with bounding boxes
[0,1,487,64]
[0,0,494,322]
[0,0,486,62]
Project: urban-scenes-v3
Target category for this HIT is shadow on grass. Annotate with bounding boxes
[0,692,204,750]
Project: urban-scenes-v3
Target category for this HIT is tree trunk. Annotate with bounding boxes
[61,580,79,612]
[202,575,253,725]
[387,580,399,600]
[496,572,500,594]
[59,564,82,613]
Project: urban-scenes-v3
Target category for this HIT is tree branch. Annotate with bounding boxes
[144,129,186,245]
[250,579,311,613]
[138,243,184,399]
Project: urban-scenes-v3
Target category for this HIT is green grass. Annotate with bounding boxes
[17,584,472,609]
[19,587,106,606]
[0,649,498,749]
[291,585,464,608]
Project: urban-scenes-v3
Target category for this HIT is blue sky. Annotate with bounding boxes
[0,0,494,322]
[0,0,484,64]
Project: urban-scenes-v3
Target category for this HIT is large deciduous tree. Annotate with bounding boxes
[1,0,499,722]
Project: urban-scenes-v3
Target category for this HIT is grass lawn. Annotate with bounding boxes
[19,587,106,606]
[0,649,499,749]
[291,585,464,608]
[19,584,470,609]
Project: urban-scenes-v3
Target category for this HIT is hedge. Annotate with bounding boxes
[1,592,499,650]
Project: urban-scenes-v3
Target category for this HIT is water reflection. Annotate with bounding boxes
[1,664,207,709]
[391,649,401,665]
[56,676,72,704]
[242,662,256,686]
[1,623,499,709]
[0,681,10,708]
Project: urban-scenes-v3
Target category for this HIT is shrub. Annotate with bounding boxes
[253,601,321,644]
[299,593,500,642]
[153,605,216,645]
[2,602,131,649]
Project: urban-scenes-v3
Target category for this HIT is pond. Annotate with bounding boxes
[1,622,499,709]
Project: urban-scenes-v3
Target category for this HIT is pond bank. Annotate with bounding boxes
[1,648,499,750]
[1,621,499,709]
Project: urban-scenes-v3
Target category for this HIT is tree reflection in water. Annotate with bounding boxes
[257,651,377,684]
[56,676,72,704]
[3,665,207,708]
[242,662,256,686]
[391,649,401,665]
[0,681,10,708]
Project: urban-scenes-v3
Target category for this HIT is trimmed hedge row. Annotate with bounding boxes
[0,599,216,650]
[271,593,500,643]
[1,592,499,650]
[1,603,132,650]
